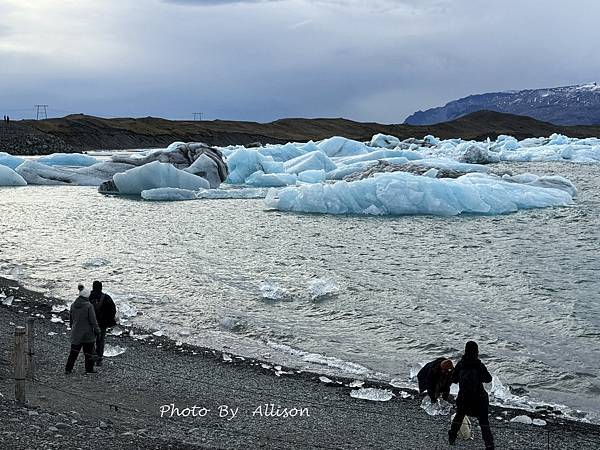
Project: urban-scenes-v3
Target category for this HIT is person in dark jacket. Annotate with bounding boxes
[449,341,494,449]
[65,285,100,374]
[417,357,454,402]
[88,280,117,366]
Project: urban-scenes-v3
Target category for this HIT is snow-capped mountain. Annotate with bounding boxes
[405,83,600,126]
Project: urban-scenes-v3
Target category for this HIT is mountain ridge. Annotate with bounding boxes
[405,83,600,126]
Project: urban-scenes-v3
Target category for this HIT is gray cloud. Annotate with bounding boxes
[2,0,600,123]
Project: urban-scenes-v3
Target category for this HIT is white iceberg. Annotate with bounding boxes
[0,152,25,170]
[317,136,369,157]
[112,161,209,195]
[284,151,337,174]
[0,165,27,186]
[265,171,574,216]
[245,171,297,187]
[37,153,98,167]
[370,133,401,149]
[298,169,326,183]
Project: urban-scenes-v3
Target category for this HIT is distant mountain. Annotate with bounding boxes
[405,83,600,126]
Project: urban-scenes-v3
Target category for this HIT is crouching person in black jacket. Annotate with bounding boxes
[449,341,494,449]
[65,285,100,374]
[417,357,454,403]
[89,281,117,366]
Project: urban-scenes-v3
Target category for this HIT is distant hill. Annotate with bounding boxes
[405,83,600,126]
[2,110,600,155]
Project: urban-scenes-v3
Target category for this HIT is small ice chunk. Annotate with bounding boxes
[48,332,57,336]
[348,380,365,388]
[2,295,14,306]
[152,330,165,337]
[51,304,68,313]
[532,418,547,426]
[510,415,533,425]
[261,363,272,369]
[260,281,289,300]
[399,391,411,399]
[103,345,126,357]
[308,278,339,300]
[420,398,452,416]
[350,388,394,402]
[109,326,124,336]
[319,376,334,384]
[222,353,232,362]
[175,341,183,347]
[50,316,64,323]
[422,168,438,178]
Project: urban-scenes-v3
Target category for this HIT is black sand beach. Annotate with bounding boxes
[1,277,599,449]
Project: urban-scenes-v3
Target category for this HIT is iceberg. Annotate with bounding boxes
[264,171,574,216]
[298,169,326,183]
[317,136,369,157]
[284,151,337,174]
[258,142,307,162]
[0,152,25,170]
[141,187,198,201]
[0,165,27,186]
[16,160,133,186]
[245,171,297,187]
[226,148,270,184]
[370,133,400,149]
[107,161,210,195]
[37,153,98,167]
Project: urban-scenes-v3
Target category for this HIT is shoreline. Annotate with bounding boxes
[1,276,599,449]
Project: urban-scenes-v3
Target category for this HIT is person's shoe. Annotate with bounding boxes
[448,431,456,445]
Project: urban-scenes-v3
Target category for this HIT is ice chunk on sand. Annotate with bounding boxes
[420,398,452,416]
[2,296,14,306]
[510,415,533,425]
[0,152,25,170]
[319,376,334,384]
[113,161,209,195]
[350,388,393,402]
[37,153,98,167]
[284,151,337,174]
[103,345,126,357]
[141,188,198,201]
[0,165,27,186]
[532,419,547,426]
[265,171,574,216]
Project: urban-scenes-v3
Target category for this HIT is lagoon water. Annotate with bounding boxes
[1,161,599,420]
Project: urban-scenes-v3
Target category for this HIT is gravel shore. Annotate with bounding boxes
[1,277,599,449]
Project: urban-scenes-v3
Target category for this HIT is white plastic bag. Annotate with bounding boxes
[451,414,473,440]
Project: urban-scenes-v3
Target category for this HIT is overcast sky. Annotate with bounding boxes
[1,0,599,123]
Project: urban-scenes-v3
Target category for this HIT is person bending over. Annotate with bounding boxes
[417,357,454,403]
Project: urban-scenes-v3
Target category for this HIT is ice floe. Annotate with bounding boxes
[0,165,27,186]
[265,172,574,216]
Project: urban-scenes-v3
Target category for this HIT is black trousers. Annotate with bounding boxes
[65,342,95,373]
[95,328,107,361]
[450,403,494,450]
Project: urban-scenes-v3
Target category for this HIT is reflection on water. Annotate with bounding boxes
[1,162,599,417]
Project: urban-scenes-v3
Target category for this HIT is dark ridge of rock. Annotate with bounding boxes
[3,110,600,156]
[343,160,468,182]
